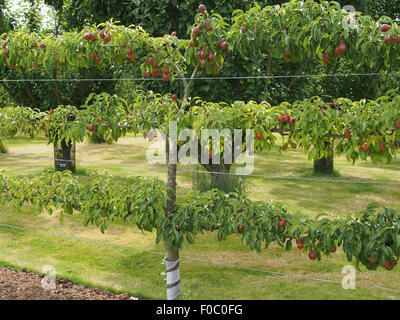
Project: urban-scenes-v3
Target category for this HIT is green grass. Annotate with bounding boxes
[0,134,400,300]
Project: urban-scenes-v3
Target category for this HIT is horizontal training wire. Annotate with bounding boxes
[1,152,399,185]
[0,223,398,295]
[0,72,399,82]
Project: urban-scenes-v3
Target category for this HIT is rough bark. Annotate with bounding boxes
[54,139,76,173]
[313,142,334,174]
[89,126,106,144]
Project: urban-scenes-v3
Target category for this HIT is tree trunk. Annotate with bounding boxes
[208,164,236,193]
[54,139,76,173]
[164,62,199,300]
[164,139,180,300]
[0,140,8,154]
[313,142,333,174]
[89,126,106,144]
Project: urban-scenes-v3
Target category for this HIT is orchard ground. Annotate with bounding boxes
[0,134,399,299]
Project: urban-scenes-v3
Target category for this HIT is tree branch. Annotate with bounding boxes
[288,57,310,90]
[0,82,21,106]
[20,70,38,106]
[52,69,63,106]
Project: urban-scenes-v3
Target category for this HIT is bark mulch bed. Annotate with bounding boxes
[0,267,137,300]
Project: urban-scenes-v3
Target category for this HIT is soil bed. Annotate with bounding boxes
[0,267,135,300]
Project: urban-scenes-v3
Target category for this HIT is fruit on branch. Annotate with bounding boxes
[171,94,178,101]
[147,56,155,66]
[381,24,391,32]
[323,52,331,65]
[238,224,244,233]
[126,47,133,55]
[361,143,369,152]
[49,109,54,115]
[254,27,259,36]
[218,39,227,50]
[334,41,347,56]
[152,68,160,78]
[189,39,197,47]
[39,43,45,49]
[369,256,376,265]
[95,55,101,63]
[395,121,400,129]
[256,132,262,140]
[283,114,290,122]
[33,62,39,69]
[89,53,95,60]
[163,67,170,75]
[289,117,296,126]
[99,29,105,39]
[344,129,351,138]
[127,54,135,62]
[392,141,398,150]
[384,33,394,44]
[297,239,304,249]
[3,48,8,57]
[84,32,96,42]
[192,25,201,37]
[171,31,177,37]
[208,51,215,63]
[283,50,292,62]
[277,115,285,123]
[144,71,151,78]
[240,26,248,33]
[162,73,171,81]
[104,33,111,43]
[198,4,206,14]
[380,141,386,151]
[384,261,393,270]
[2,41,7,48]
[309,249,317,260]
[331,247,336,253]
[88,123,95,132]
[279,219,286,227]
[205,21,212,32]
[395,37,400,45]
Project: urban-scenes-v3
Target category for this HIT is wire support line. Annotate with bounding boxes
[0,223,399,294]
[1,153,400,186]
[0,72,400,82]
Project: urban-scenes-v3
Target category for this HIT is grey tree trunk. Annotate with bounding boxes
[165,140,180,300]
[164,61,199,300]
[89,126,106,144]
[313,142,334,174]
[54,139,76,173]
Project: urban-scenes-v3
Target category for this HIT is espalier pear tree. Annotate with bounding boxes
[1,2,400,300]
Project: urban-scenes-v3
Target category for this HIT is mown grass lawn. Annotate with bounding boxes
[0,134,399,300]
